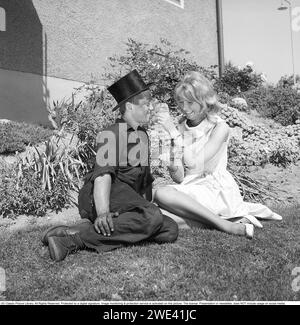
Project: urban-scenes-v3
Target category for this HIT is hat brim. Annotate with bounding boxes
[111,82,154,111]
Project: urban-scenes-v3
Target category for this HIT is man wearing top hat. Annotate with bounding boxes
[41,70,179,262]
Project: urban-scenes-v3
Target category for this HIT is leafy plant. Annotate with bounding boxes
[215,62,264,96]
[0,164,71,218]
[46,83,118,170]
[261,86,300,126]
[277,74,300,88]
[269,142,299,168]
[243,86,270,112]
[0,121,53,154]
[103,38,218,111]
[18,133,88,193]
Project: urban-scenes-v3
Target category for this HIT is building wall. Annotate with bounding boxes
[0,68,85,125]
[0,0,43,75]
[0,0,219,124]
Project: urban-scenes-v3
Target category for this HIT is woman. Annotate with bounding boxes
[153,71,282,239]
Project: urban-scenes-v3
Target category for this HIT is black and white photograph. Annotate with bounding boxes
[0,0,299,308]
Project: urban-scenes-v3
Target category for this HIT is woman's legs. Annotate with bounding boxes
[154,186,247,236]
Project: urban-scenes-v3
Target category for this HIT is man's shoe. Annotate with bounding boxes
[48,234,85,262]
[41,219,92,246]
[41,225,69,246]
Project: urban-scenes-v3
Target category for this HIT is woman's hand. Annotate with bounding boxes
[155,103,177,136]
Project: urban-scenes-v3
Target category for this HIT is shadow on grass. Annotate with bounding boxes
[0,204,299,301]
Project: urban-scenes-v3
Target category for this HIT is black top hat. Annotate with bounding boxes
[107,69,153,111]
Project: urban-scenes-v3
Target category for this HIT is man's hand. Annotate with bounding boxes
[94,211,119,236]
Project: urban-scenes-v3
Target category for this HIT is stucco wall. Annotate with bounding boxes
[0,0,43,75]
[0,68,85,125]
[0,0,218,124]
[1,0,218,82]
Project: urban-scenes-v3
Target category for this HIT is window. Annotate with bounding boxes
[0,7,6,31]
[163,0,184,9]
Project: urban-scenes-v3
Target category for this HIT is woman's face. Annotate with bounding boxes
[177,98,205,122]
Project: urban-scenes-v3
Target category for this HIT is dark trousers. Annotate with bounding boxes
[77,180,178,252]
[76,208,178,253]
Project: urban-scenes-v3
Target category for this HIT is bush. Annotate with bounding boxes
[0,165,71,218]
[228,136,299,169]
[277,74,300,88]
[48,38,218,170]
[221,105,300,168]
[0,121,53,154]
[243,86,270,112]
[241,73,300,126]
[228,137,269,168]
[269,142,300,168]
[0,132,90,218]
[261,86,300,126]
[104,38,218,111]
[47,83,118,170]
[214,62,264,96]
[18,133,89,191]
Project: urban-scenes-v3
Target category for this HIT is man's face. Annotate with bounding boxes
[131,91,152,125]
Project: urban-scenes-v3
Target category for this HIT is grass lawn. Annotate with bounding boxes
[0,204,299,301]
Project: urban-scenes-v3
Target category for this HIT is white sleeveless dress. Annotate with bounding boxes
[160,115,282,228]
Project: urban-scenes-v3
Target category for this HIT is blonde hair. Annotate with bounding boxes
[175,71,221,123]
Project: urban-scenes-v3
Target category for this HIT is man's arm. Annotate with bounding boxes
[93,174,111,214]
[144,184,153,202]
[93,174,118,236]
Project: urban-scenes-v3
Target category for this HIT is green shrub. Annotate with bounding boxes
[47,84,118,170]
[228,136,299,169]
[47,39,217,170]
[228,137,269,168]
[261,86,300,126]
[104,38,218,110]
[0,121,53,154]
[44,172,72,213]
[221,105,300,168]
[18,133,89,191]
[243,86,270,112]
[217,92,233,106]
[215,62,263,96]
[269,142,300,168]
[277,74,300,88]
[1,132,90,218]
[242,78,300,126]
[0,165,71,218]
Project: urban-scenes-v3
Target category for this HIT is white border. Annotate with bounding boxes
[0,300,297,305]
[163,0,184,9]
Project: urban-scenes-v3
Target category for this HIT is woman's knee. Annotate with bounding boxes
[154,186,178,205]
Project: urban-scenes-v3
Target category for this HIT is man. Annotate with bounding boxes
[42,69,179,262]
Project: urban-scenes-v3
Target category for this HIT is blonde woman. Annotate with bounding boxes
[153,71,282,238]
